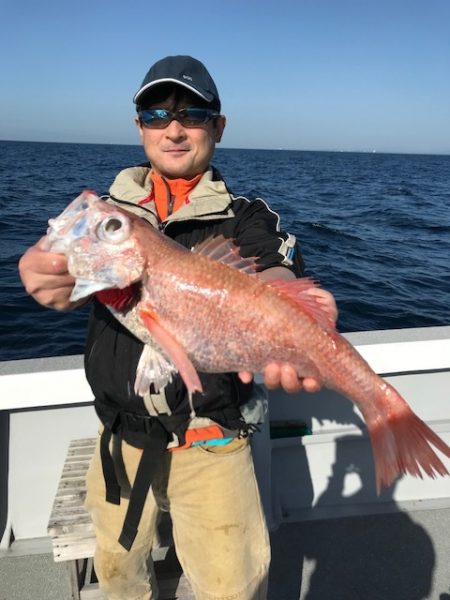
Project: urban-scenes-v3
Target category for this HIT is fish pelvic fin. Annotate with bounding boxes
[269,277,336,332]
[139,306,203,398]
[366,382,450,493]
[192,235,258,274]
[134,343,177,397]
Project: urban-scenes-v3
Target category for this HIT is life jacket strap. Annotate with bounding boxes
[118,419,168,551]
[100,423,121,505]
[99,412,170,552]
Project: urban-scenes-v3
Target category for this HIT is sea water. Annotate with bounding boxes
[1,140,449,361]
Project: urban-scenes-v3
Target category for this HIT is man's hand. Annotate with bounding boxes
[238,268,338,394]
[239,364,322,393]
[18,237,83,311]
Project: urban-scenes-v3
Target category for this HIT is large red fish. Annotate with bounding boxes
[45,191,450,492]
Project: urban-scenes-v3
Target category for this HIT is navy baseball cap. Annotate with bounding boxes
[133,55,221,111]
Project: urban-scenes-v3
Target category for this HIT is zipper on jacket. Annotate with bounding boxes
[161,176,175,218]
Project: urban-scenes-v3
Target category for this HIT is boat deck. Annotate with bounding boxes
[1,328,449,598]
[1,506,449,600]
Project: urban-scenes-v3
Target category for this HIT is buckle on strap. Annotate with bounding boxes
[120,411,154,435]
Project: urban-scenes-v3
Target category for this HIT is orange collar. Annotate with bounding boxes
[151,172,202,221]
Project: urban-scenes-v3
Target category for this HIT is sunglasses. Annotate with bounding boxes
[138,108,220,129]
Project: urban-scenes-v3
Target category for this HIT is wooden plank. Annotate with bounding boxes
[66,439,96,449]
[51,498,87,509]
[53,545,95,563]
[63,462,91,471]
[49,508,90,523]
[56,478,90,492]
[48,438,96,564]
[66,448,96,458]
[61,461,91,470]
[66,561,82,600]
[49,516,94,531]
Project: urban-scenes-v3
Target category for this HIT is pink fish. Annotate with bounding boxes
[45,191,450,492]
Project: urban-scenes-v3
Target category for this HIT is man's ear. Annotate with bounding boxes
[214,115,226,143]
[135,116,144,142]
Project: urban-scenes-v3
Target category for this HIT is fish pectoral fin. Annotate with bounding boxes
[139,307,203,397]
[269,277,337,332]
[192,235,258,274]
[134,343,177,396]
[70,278,112,301]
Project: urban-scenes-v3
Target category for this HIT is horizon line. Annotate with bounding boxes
[1,138,449,157]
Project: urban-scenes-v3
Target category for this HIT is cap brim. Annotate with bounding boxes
[133,78,214,104]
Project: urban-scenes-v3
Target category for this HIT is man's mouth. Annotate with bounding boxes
[163,147,190,153]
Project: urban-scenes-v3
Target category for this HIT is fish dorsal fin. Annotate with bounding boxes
[192,235,258,274]
[269,278,336,332]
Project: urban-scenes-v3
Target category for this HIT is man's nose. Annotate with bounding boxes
[164,118,187,140]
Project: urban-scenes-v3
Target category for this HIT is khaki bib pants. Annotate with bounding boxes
[85,433,270,600]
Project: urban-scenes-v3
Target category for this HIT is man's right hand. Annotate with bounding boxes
[18,237,82,311]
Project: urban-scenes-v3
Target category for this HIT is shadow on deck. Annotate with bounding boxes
[1,507,450,600]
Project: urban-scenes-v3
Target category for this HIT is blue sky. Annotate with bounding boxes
[1,0,449,154]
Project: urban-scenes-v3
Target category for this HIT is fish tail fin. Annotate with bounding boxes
[366,384,450,493]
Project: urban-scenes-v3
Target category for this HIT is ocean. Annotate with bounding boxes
[1,140,449,362]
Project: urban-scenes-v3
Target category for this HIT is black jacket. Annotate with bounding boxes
[84,165,304,446]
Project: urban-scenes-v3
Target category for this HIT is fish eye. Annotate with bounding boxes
[97,214,130,243]
[105,217,122,232]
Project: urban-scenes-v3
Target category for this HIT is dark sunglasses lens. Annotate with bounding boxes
[178,108,210,126]
[139,108,218,129]
[139,110,171,128]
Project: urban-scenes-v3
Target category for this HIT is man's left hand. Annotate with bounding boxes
[239,364,321,393]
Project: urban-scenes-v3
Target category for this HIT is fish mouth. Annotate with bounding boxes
[70,278,114,302]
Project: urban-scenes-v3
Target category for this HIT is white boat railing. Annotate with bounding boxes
[1,325,449,547]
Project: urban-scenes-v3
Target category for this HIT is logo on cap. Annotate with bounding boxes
[182,74,193,81]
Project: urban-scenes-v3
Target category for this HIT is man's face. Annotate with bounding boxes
[135,90,226,179]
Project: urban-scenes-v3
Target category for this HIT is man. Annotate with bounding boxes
[19,56,336,600]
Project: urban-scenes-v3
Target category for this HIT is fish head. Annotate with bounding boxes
[44,191,97,253]
[45,191,146,301]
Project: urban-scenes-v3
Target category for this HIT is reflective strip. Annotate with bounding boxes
[277,233,297,266]
[191,437,234,447]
